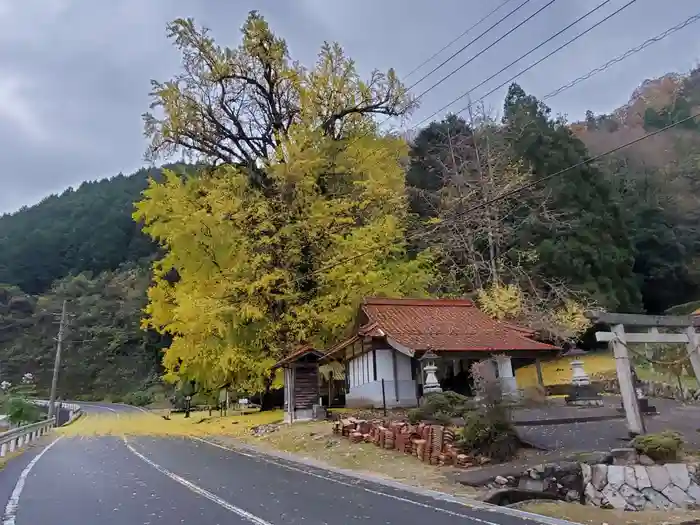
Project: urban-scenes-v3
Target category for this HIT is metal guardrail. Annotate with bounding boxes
[30,399,83,426]
[31,399,80,411]
[0,418,55,457]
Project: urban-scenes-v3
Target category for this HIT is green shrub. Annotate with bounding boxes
[123,390,153,407]
[458,407,519,462]
[407,391,471,423]
[6,397,42,425]
[632,431,684,462]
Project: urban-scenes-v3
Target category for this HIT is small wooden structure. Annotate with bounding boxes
[272,346,324,423]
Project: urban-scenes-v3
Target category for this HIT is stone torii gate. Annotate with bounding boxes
[587,310,700,436]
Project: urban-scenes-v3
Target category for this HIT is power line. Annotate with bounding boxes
[411,0,560,100]
[289,0,640,280]
[447,0,639,121]
[320,1,555,168]
[406,0,535,90]
[439,111,700,224]
[543,12,700,100]
[288,110,700,283]
[404,0,518,80]
[414,0,613,128]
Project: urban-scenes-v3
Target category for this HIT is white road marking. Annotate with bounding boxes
[189,436,505,524]
[2,437,62,525]
[123,438,273,525]
[126,405,150,414]
[91,404,118,413]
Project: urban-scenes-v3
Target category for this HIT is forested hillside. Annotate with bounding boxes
[0,169,156,295]
[573,65,700,313]
[0,166,184,398]
[0,266,166,398]
[0,11,699,399]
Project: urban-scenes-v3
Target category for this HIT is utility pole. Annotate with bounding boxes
[48,300,67,420]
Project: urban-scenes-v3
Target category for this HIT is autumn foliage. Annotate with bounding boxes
[134,13,434,392]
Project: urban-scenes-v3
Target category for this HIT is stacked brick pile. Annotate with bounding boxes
[332,417,487,469]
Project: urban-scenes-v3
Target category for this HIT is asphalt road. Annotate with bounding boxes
[0,403,570,525]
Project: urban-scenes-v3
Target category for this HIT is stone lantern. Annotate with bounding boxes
[420,350,442,394]
[564,351,603,407]
[570,360,590,386]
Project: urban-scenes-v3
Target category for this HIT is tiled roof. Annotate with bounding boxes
[271,345,325,369]
[360,297,558,353]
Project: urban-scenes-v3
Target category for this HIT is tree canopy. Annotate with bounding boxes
[135,12,434,392]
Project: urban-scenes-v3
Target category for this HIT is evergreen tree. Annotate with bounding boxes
[502,83,641,311]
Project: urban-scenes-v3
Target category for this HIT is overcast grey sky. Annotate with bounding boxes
[0,0,698,213]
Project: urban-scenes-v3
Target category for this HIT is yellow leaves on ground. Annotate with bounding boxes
[515,350,700,388]
[515,351,616,387]
[60,409,475,499]
[57,410,284,438]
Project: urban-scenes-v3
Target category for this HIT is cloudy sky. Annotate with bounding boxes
[0,0,698,213]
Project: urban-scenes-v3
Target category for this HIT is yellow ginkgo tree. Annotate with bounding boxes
[134,12,435,398]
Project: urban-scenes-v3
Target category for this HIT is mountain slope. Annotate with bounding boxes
[0,165,198,295]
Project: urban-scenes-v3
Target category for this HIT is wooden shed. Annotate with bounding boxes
[271,346,325,423]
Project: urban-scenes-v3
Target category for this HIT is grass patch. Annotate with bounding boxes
[518,501,700,525]
[218,420,477,498]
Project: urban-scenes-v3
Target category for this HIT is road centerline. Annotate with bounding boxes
[123,437,274,525]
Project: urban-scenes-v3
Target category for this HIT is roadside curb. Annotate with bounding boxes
[194,435,581,525]
[513,413,625,426]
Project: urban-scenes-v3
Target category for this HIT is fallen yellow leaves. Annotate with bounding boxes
[58,409,475,499]
[57,410,284,438]
[515,352,617,387]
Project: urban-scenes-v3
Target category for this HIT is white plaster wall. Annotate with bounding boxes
[348,351,375,388]
[346,349,417,408]
[345,380,417,408]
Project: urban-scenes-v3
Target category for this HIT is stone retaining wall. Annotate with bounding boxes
[485,449,700,511]
[582,463,700,510]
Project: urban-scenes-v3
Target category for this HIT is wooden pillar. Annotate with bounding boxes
[391,348,399,402]
[685,326,700,389]
[288,366,296,423]
[611,324,644,436]
[535,358,544,388]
